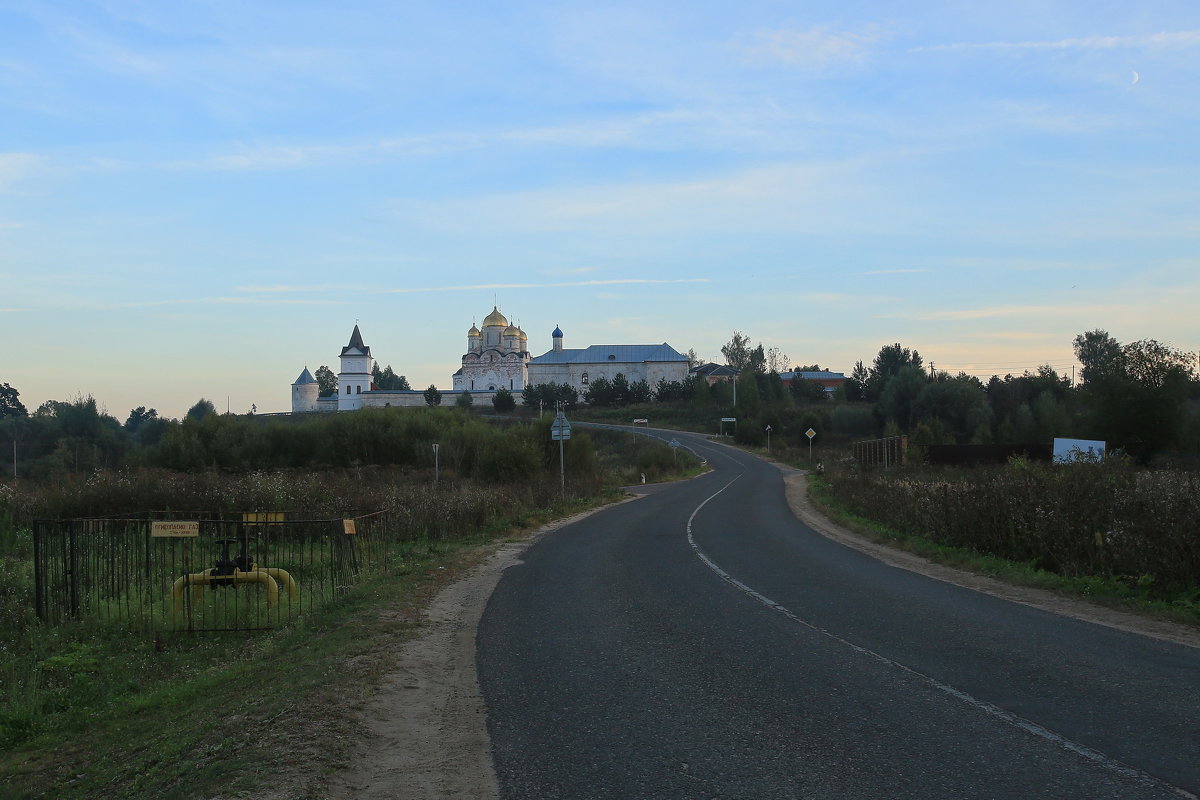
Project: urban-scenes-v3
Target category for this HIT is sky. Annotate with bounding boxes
[2,1,1198,419]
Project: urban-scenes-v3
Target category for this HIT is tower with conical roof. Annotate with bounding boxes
[291,367,320,413]
[337,324,375,410]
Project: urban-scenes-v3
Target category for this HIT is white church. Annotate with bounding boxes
[290,306,690,413]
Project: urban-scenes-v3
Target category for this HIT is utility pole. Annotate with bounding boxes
[9,419,22,478]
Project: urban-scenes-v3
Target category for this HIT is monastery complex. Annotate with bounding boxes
[290,306,690,413]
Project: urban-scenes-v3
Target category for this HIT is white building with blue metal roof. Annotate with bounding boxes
[527,325,690,395]
[290,312,690,412]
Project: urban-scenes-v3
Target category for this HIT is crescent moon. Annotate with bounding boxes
[1132,70,1140,84]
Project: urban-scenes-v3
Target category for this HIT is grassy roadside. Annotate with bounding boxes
[805,473,1200,628]
[0,491,622,800]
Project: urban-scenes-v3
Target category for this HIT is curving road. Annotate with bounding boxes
[477,427,1200,799]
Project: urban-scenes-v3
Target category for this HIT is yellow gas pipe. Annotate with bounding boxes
[171,565,297,615]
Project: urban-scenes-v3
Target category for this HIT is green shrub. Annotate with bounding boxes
[822,460,1200,602]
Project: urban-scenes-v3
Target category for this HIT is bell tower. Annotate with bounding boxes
[337,324,374,410]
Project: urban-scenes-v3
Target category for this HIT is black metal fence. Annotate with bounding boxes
[33,510,397,632]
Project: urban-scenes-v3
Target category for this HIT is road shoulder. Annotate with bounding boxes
[781,470,1200,650]
[326,501,633,799]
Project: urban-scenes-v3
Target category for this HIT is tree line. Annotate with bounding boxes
[715,329,1198,462]
[2,327,1195,476]
[516,327,1198,462]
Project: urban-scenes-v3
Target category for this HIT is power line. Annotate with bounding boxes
[934,360,1077,369]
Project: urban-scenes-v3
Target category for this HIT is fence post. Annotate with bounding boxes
[33,521,44,621]
[68,521,79,619]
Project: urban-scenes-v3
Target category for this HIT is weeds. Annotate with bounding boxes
[814,460,1200,620]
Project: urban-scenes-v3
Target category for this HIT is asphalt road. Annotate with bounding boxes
[477,427,1200,799]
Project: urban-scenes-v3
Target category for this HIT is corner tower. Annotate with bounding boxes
[291,367,320,413]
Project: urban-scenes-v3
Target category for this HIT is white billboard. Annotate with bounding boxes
[1052,438,1106,463]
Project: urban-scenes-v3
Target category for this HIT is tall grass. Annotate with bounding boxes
[821,458,1200,612]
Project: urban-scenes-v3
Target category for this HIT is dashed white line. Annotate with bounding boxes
[686,475,1197,800]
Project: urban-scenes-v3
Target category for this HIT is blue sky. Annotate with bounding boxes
[2,1,1197,418]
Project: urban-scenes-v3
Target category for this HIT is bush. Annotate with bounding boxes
[822,460,1200,600]
[831,405,877,437]
[492,388,516,412]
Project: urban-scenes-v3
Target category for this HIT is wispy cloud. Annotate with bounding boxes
[166,110,719,172]
[861,268,929,275]
[234,278,710,296]
[965,331,1063,342]
[879,304,1123,321]
[915,30,1200,53]
[0,153,42,191]
[797,292,878,304]
[741,25,882,69]
[17,4,164,76]
[236,283,362,294]
[404,160,910,237]
[383,279,710,294]
[199,296,346,306]
[24,296,347,311]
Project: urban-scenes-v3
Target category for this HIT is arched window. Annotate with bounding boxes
[356,385,361,394]
[345,385,351,395]
[582,372,589,385]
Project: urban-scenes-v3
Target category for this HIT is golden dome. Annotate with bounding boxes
[504,324,520,337]
[519,327,528,341]
[481,306,508,328]
[468,323,481,337]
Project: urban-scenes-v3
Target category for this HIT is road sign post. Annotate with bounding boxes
[551,410,571,499]
[766,425,772,453]
[806,427,816,463]
[433,443,440,484]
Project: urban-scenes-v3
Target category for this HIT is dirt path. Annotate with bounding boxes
[326,504,626,800]
[329,471,1198,798]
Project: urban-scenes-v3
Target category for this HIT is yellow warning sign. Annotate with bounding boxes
[243,512,285,526]
[151,521,200,538]
[343,519,357,535]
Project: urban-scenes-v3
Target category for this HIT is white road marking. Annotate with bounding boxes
[686,475,1197,800]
